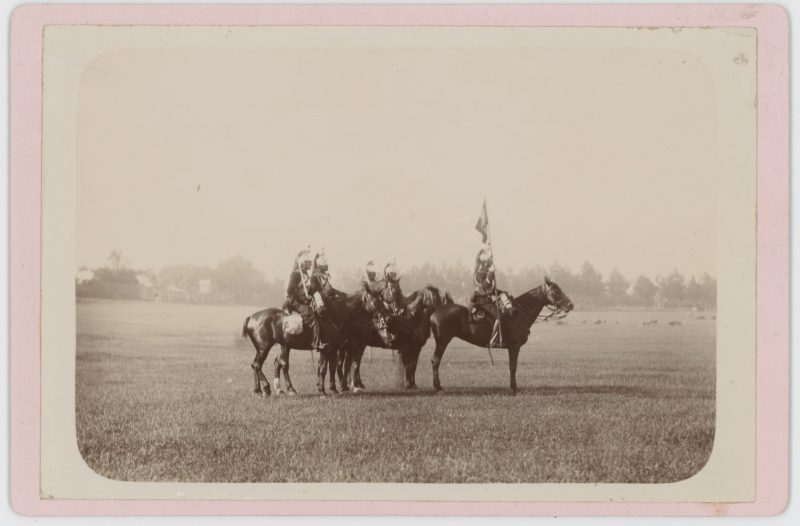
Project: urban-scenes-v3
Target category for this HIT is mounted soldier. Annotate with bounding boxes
[362,260,394,346]
[469,246,512,347]
[283,248,327,351]
[383,260,406,317]
[313,250,345,299]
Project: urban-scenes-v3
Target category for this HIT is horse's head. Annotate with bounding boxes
[543,276,574,313]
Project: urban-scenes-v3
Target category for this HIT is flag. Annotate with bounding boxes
[475,199,489,244]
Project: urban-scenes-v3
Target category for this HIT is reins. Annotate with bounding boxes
[512,285,568,322]
[537,305,568,321]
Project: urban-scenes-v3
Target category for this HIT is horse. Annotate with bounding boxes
[428,277,574,393]
[241,290,365,396]
[337,283,453,391]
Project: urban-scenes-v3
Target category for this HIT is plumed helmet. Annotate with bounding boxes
[296,248,312,268]
[365,260,377,279]
[384,261,399,281]
[315,250,328,271]
[479,248,493,263]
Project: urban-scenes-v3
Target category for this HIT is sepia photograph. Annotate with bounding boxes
[63,24,737,486]
[12,6,775,504]
[4,0,792,516]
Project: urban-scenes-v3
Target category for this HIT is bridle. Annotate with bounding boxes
[536,282,570,321]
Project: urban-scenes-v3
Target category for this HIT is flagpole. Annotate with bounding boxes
[483,198,496,365]
[485,198,494,256]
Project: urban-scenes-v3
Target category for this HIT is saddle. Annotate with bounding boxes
[470,292,513,324]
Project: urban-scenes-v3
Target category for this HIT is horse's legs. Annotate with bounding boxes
[508,345,520,394]
[316,350,327,395]
[328,347,339,393]
[342,348,353,391]
[280,346,297,395]
[353,348,366,390]
[250,338,272,397]
[272,346,294,395]
[408,346,422,389]
[400,346,414,389]
[431,336,452,391]
[272,345,289,394]
[336,345,348,392]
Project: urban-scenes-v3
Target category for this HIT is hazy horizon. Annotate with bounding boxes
[77,27,717,282]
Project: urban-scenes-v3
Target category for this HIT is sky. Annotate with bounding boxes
[76,27,718,281]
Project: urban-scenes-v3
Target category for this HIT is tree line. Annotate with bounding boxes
[77,251,716,310]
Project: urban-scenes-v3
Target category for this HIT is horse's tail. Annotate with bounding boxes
[240,315,251,340]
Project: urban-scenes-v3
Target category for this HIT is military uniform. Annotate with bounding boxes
[469,247,509,346]
[383,261,406,316]
[470,249,498,316]
[362,261,394,346]
[283,250,326,350]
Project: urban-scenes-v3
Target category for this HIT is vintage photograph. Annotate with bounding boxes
[66,25,745,485]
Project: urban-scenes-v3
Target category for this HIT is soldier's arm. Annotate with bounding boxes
[286,271,300,298]
[307,274,323,295]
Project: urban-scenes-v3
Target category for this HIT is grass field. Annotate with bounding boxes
[76,298,715,483]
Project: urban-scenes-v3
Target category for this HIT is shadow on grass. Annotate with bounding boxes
[270,384,654,399]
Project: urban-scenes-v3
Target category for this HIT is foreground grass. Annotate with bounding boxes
[76,300,715,483]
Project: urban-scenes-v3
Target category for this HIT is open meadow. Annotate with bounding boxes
[76,298,715,483]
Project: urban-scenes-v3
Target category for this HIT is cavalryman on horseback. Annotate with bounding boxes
[469,246,511,347]
[362,260,394,346]
[283,248,328,351]
[383,260,406,317]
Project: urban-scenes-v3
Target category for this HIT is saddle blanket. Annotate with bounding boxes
[282,312,303,335]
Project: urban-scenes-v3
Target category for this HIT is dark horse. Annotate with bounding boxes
[429,277,574,393]
[338,283,453,391]
[241,291,365,396]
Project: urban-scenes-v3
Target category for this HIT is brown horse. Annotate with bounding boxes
[428,277,573,393]
[241,291,365,396]
[337,284,453,391]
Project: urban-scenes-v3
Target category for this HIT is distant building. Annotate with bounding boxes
[76,268,94,284]
[198,279,213,294]
[136,274,156,288]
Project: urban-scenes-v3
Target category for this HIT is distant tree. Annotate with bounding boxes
[548,261,578,293]
[576,261,604,307]
[657,269,686,307]
[108,249,125,272]
[211,256,268,303]
[606,268,630,307]
[159,264,212,291]
[92,266,138,285]
[633,275,657,307]
[685,277,704,308]
[699,273,717,309]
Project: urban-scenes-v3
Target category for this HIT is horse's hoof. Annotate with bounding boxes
[253,390,263,396]
[287,389,297,396]
[353,386,363,394]
[274,389,284,396]
[340,386,350,393]
[434,385,443,392]
[262,391,271,398]
[329,387,339,394]
[406,384,418,391]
